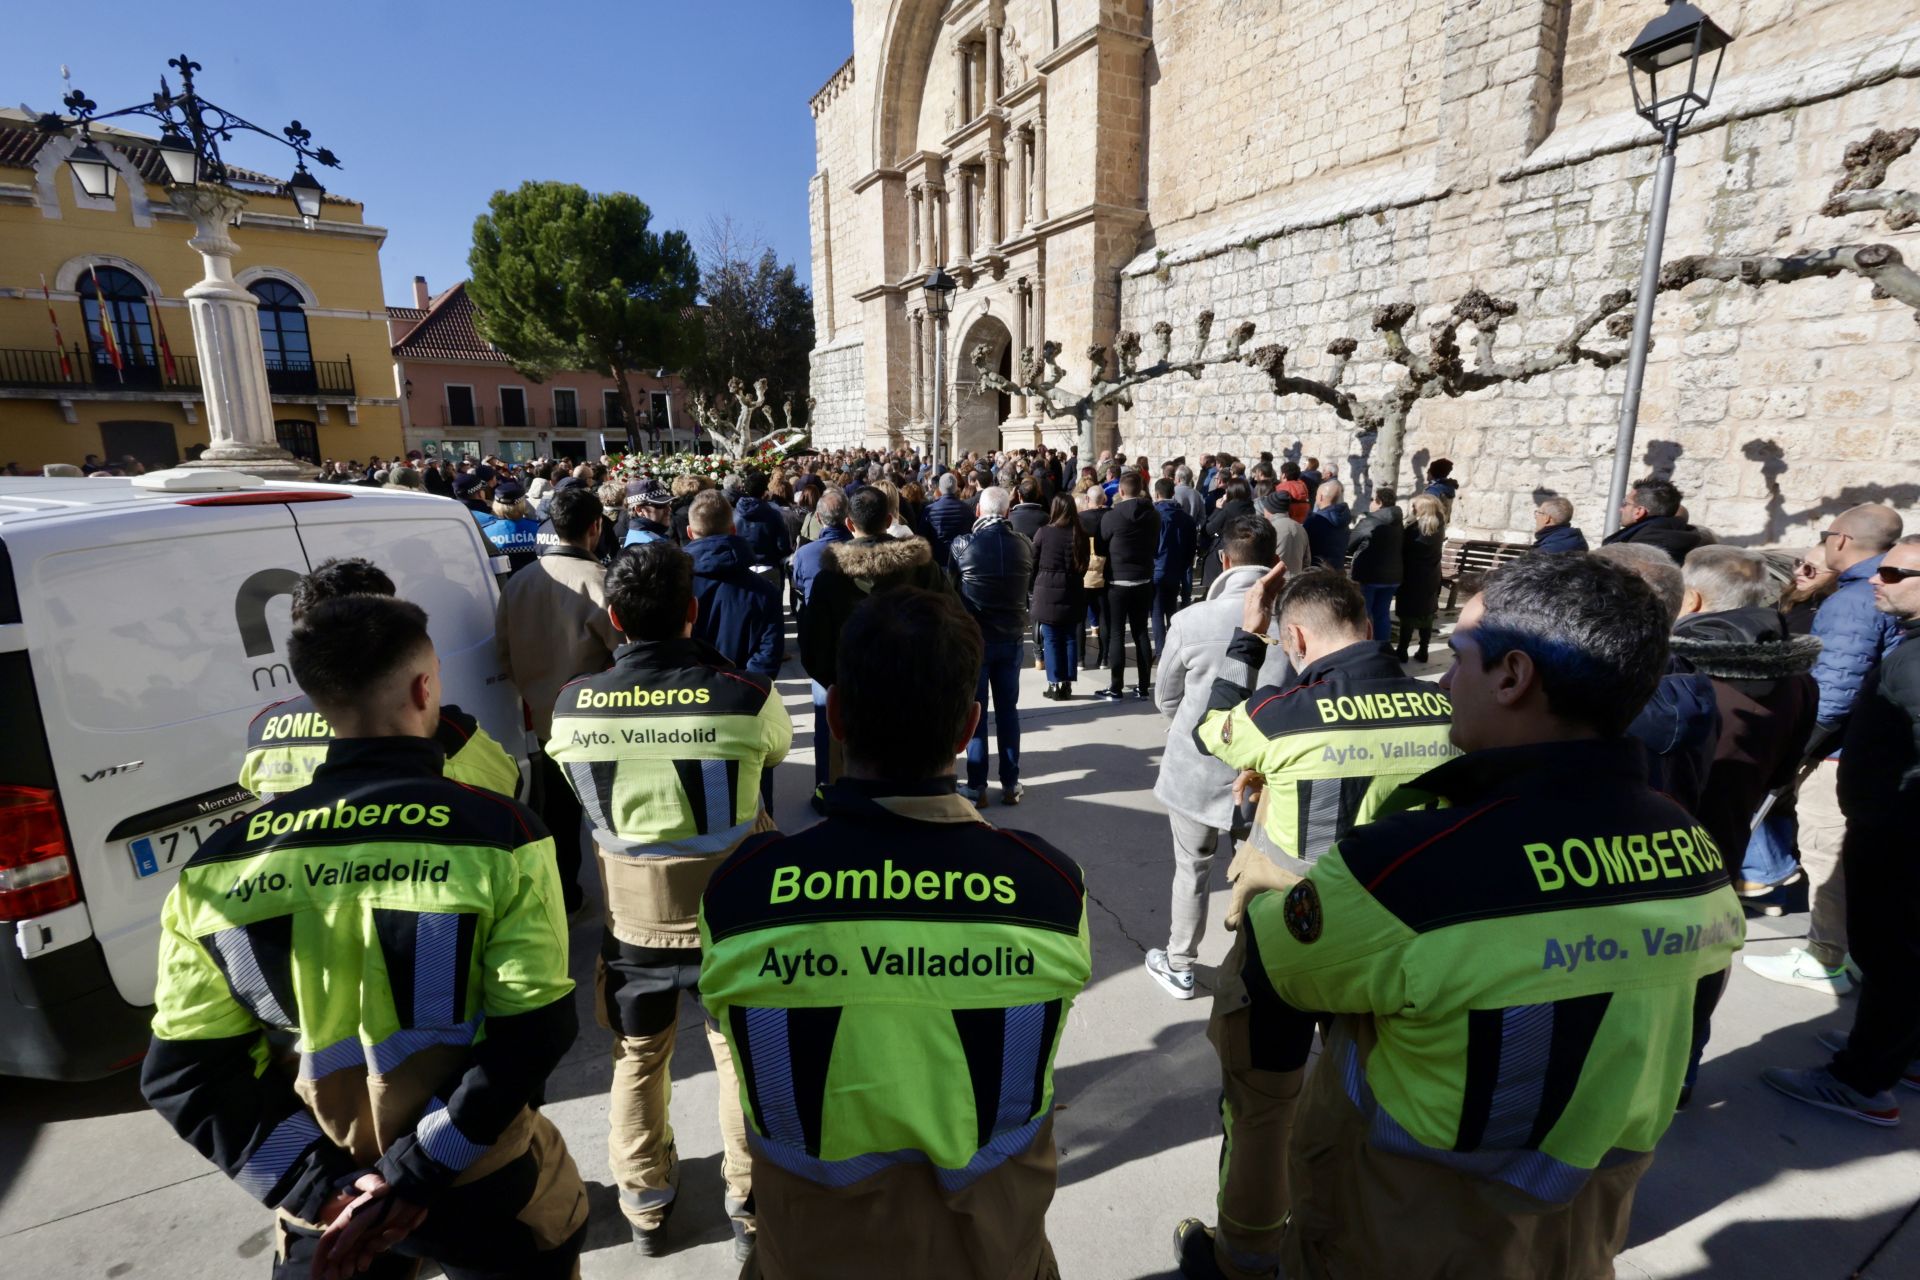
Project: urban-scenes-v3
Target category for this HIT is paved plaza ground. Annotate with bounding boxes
[4,640,1919,1278]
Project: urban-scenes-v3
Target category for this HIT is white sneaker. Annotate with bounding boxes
[1145,948,1197,1000]
[1744,947,1855,995]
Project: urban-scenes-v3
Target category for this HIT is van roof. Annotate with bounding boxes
[0,477,443,527]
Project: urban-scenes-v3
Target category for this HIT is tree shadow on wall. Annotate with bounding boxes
[1719,438,1920,546]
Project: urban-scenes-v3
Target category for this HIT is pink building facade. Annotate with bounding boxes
[388,277,694,462]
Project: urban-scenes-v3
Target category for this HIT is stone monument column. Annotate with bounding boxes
[1032,119,1048,223]
[985,20,1003,109]
[985,150,1003,248]
[172,186,316,479]
[1012,279,1029,419]
[910,309,925,422]
[1010,129,1029,234]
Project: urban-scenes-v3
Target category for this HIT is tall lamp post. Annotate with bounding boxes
[923,266,957,471]
[36,55,341,480]
[1603,2,1733,534]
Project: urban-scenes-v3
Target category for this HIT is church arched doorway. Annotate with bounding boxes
[952,312,1012,461]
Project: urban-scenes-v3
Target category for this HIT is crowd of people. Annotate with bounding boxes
[98,430,1920,1280]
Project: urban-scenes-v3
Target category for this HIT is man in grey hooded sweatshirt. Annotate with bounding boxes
[1144,515,1292,998]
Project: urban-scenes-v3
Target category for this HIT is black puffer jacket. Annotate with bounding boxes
[1602,515,1706,565]
[1100,497,1162,584]
[948,520,1036,645]
[1349,505,1405,585]
[1669,606,1821,865]
[1836,616,1920,831]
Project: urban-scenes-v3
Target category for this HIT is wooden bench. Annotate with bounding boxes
[1441,538,1532,610]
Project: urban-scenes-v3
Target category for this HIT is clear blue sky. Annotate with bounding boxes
[10,0,851,305]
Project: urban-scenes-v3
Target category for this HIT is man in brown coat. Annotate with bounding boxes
[497,484,622,912]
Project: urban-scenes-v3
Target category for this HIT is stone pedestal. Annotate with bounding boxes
[168,187,318,481]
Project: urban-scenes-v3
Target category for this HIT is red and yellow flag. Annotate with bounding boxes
[38,274,74,380]
[87,261,123,380]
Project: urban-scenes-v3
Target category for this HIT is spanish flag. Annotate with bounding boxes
[87,260,123,381]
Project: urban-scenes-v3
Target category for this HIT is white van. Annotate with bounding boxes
[0,471,526,1080]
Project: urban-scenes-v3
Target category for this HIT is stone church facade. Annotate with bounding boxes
[807,0,1920,541]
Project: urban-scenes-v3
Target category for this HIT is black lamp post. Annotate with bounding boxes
[35,54,341,222]
[1604,3,1734,534]
[31,56,344,479]
[923,266,957,468]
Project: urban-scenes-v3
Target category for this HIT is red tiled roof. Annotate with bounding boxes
[390,282,513,364]
[0,117,356,205]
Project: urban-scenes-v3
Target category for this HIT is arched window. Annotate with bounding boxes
[77,267,157,378]
[250,279,312,373]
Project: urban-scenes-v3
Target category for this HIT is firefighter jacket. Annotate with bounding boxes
[140,736,577,1222]
[547,636,792,949]
[1239,736,1743,1205]
[697,780,1092,1278]
[240,696,521,800]
[1196,631,1458,869]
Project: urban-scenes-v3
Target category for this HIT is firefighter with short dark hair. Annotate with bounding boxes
[547,540,791,1261]
[144,594,586,1280]
[239,558,520,800]
[1174,554,1743,1280]
[700,587,1092,1279]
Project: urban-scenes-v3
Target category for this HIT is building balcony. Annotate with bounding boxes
[0,346,202,393]
[264,355,355,397]
[440,403,487,427]
[0,347,356,399]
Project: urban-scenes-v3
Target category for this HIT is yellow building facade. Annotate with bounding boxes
[0,111,402,471]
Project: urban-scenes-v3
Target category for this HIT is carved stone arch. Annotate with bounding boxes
[54,254,166,299]
[873,0,953,169]
[235,266,319,307]
[953,305,1013,456]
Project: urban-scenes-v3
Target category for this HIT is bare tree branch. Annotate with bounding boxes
[1663,244,1920,311]
[969,126,1917,490]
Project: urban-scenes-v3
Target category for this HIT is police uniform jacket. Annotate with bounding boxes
[240,696,521,800]
[1237,736,1742,1207]
[698,779,1091,1279]
[547,636,792,949]
[1196,631,1458,870]
[140,737,578,1222]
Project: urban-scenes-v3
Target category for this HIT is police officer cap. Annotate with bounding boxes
[473,464,497,484]
[494,479,526,502]
[628,481,672,507]
[451,471,483,496]
[552,475,587,493]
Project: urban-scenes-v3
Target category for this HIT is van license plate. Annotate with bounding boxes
[129,812,253,878]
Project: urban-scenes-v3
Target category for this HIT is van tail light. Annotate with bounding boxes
[0,786,81,920]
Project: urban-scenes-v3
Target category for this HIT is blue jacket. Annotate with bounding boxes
[1305,502,1352,570]
[1627,664,1722,816]
[687,534,784,679]
[1153,499,1197,582]
[734,496,793,569]
[1811,554,1905,727]
[1532,523,1589,554]
[924,496,975,567]
[474,513,543,573]
[623,517,673,548]
[791,523,853,606]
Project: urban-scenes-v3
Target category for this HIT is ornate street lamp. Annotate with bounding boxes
[34,55,343,479]
[923,266,957,469]
[64,131,118,199]
[1604,4,1734,534]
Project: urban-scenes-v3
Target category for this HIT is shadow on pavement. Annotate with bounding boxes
[579,1152,733,1257]
[1627,1003,1919,1254]
[0,1068,147,1206]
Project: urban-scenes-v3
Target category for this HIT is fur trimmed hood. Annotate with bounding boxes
[822,534,933,579]
[1671,607,1822,681]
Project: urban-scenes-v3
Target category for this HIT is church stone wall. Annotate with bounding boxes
[1116,4,1920,543]
[811,0,1920,543]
